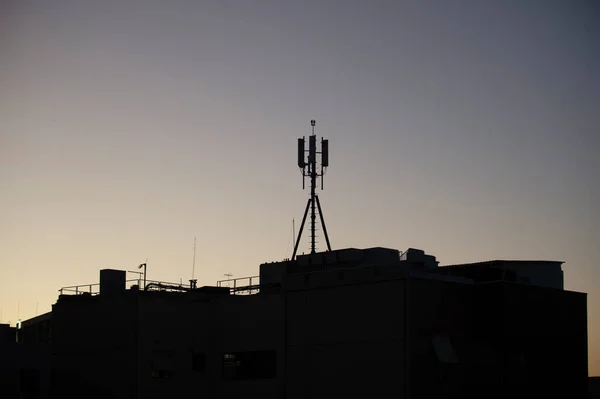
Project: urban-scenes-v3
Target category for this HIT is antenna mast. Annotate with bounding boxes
[192,237,197,279]
[292,218,296,251]
[292,119,331,260]
[189,237,198,289]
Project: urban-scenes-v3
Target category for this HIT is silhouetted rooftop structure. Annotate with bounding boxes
[590,377,600,398]
[9,246,588,399]
[0,323,17,343]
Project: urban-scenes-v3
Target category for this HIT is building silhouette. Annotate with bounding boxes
[7,247,589,398]
[1,316,51,399]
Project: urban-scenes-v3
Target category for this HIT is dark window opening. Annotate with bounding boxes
[151,370,171,380]
[223,350,276,380]
[192,353,206,373]
[432,334,458,364]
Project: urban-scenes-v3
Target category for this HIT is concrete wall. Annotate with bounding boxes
[51,295,137,399]
[135,291,284,399]
[503,261,564,290]
[495,283,587,395]
[19,312,52,345]
[409,278,473,399]
[51,290,284,399]
[407,278,588,398]
[215,294,284,399]
[437,260,564,290]
[47,262,586,399]
[285,275,407,399]
[1,313,53,399]
[0,342,51,399]
[135,293,207,399]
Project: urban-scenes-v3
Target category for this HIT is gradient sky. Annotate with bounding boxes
[1,0,598,374]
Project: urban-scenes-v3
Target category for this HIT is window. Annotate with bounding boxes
[223,350,276,380]
[192,353,206,373]
[432,334,458,364]
[151,370,171,380]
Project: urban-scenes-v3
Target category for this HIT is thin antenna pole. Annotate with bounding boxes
[224,272,233,288]
[292,219,296,253]
[192,237,197,280]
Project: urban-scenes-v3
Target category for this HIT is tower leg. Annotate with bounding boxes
[292,198,311,260]
[315,195,332,251]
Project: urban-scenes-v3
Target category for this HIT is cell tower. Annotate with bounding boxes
[292,119,331,260]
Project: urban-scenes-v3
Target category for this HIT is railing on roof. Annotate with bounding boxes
[144,280,194,292]
[216,276,260,295]
[58,279,189,296]
[59,282,101,296]
[59,276,267,296]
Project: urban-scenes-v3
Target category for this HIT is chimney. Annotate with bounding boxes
[100,269,126,296]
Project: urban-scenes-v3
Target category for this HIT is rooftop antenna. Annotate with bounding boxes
[192,237,197,280]
[292,119,331,260]
[190,237,198,289]
[127,270,143,287]
[138,260,147,290]
[292,218,296,253]
[224,272,233,288]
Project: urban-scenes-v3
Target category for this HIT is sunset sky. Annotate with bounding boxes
[1,0,598,374]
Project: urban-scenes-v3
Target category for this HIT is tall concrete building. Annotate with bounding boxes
[0,316,51,399]
[11,247,588,398]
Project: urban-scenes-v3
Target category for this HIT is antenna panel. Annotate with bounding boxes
[297,138,305,168]
[322,139,329,167]
[309,135,316,164]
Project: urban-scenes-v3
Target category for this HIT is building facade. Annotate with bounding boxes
[11,247,589,398]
